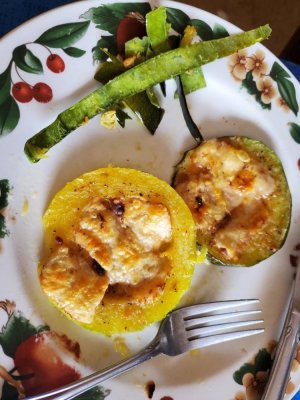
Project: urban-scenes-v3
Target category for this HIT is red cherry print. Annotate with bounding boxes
[116,16,146,56]
[14,332,80,396]
[32,82,53,103]
[12,82,33,103]
[46,54,65,73]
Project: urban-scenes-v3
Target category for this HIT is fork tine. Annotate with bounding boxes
[181,299,260,320]
[184,310,262,329]
[186,328,265,350]
[186,319,264,338]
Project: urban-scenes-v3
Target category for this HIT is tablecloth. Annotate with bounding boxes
[0,0,74,37]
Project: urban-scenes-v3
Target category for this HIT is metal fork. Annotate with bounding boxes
[23,299,264,400]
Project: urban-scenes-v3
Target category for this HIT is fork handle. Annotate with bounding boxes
[23,339,161,400]
[262,310,300,400]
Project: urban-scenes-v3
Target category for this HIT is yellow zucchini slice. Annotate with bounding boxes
[40,167,196,335]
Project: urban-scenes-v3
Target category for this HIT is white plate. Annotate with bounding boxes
[1,1,300,399]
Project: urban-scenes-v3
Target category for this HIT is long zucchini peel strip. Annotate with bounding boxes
[24,25,271,163]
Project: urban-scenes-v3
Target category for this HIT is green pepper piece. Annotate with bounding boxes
[125,36,150,57]
[146,7,171,54]
[178,67,206,96]
[178,25,206,96]
[24,25,271,163]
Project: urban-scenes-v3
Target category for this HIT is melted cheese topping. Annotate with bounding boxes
[40,245,109,323]
[175,139,276,262]
[41,197,172,322]
[74,197,172,285]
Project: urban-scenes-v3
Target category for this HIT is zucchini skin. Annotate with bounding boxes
[173,136,291,266]
[41,167,197,334]
[24,25,271,162]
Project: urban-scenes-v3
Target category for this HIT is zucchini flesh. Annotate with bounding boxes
[24,25,271,163]
[173,137,291,266]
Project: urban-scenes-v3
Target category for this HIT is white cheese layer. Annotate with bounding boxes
[41,197,173,321]
[75,197,172,285]
[40,245,109,323]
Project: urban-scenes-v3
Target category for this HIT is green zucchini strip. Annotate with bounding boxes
[146,7,171,54]
[24,25,271,163]
[177,25,206,96]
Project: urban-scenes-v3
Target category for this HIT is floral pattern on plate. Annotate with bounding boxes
[0,21,89,135]
[0,1,300,399]
[0,180,11,239]
[228,49,300,147]
[233,342,300,400]
[0,300,110,400]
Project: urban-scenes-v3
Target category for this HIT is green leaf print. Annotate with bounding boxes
[0,311,49,358]
[191,19,214,40]
[80,3,151,34]
[0,214,9,239]
[35,21,90,48]
[0,62,13,106]
[254,348,272,371]
[289,122,300,144]
[269,61,290,80]
[233,363,256,385]
[92,36,117,62]
[233,347,273,386]
[213,23,229,38]
[12,45,43,74]
[74,386,111,400]
[269,61,298,115]
[0,179,10,209]
[276,77,299,116]
[166,7,191,34]
[191,20,229,40]
[0,180,10,238]
[0,96,20,136]
[63,47,86,57]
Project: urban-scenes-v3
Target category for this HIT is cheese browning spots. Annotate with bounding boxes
[41,196,173,323]
[174,137,291,266]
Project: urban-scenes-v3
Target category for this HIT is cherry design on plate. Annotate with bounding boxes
[0,20,89,134]
[116,13,146,56]
[11,82,33,103]
[46,53,65,73]
[32,82,53,103]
